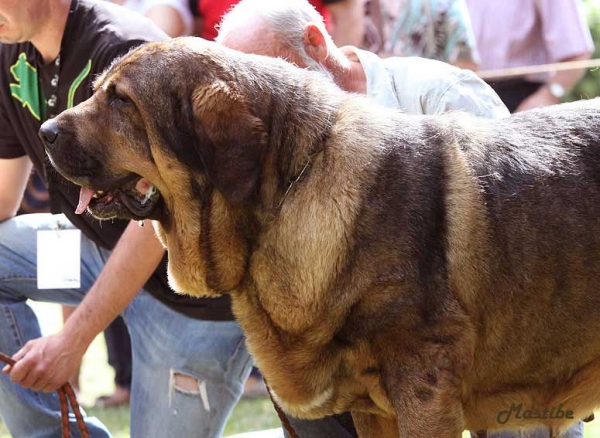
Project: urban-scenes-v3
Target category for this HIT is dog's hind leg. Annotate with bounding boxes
[545,355,600,434]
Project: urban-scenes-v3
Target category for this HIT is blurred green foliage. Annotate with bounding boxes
[566,0,600,101]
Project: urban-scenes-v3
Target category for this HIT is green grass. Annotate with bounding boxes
[3,303,600,437]
[0,396,279,438]
[73,398,280,438]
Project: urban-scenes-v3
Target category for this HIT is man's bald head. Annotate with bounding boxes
[216,0,343,77]
[216,10,293,61]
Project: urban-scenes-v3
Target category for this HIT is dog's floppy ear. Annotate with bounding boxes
[191,80,267,204]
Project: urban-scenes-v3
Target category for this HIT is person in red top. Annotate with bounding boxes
[190,0,363,46]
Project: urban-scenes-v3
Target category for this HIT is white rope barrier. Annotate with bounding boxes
[477,58,600,80]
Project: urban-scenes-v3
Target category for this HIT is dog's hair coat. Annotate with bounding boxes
[41,38,600,437]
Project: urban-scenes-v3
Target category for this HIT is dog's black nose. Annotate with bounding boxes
[39,119,59,147]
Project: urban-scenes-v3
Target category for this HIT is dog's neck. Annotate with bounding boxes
[276,153,314,210]
[246,69,344,213]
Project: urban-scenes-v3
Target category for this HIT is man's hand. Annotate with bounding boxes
[2,332,87,392]
[515,53,592,113]
[515,85,560,112]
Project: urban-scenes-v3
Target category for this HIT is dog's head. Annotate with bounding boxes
[40,38,340,297]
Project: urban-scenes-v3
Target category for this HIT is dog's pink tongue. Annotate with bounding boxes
[76,187,95,214]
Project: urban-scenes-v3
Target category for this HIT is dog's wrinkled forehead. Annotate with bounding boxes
[93,38,237,95]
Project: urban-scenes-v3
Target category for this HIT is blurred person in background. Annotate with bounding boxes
[216,0,506,118]
[466,0,594,113]
[363,0,480,70]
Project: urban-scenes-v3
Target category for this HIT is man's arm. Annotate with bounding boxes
[516,53,592,112]
[430,68,510,119]
[145,5,190,37]
[2,220,166,392]
[0,156,33,221]
[327,0,364,47]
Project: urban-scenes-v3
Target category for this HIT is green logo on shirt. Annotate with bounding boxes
[10,52,41,121]
[68,59,91,109]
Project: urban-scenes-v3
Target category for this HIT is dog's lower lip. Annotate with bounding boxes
[120,179,161,217]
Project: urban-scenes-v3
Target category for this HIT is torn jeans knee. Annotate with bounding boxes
[169,370,211,411]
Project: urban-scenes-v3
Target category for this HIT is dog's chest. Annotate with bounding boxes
[233,294,395,418]
[264,344,394,419]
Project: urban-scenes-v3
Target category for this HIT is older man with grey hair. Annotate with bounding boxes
[215,1,587,437]
[216,0,508,119]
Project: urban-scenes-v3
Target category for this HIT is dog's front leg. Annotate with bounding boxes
[393,394,464,438]
[352,412,399,438]
[384,364,465,438]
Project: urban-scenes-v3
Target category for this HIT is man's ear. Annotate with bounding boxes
[191,80,267,204]
[303,24,329,64]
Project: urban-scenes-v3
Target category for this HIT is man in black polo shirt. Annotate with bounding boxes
[0,1,252,437]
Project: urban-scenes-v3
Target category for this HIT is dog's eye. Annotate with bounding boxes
[110,93,131,106]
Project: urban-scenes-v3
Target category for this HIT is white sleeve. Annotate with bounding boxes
[434,70,510,119]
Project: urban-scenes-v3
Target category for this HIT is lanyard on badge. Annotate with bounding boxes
[37,221,81,289]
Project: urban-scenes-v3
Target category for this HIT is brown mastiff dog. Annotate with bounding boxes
[40,38,600,437]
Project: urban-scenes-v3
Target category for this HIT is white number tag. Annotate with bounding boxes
[37,229,81,289]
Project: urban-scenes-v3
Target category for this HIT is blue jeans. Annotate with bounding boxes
[0,214,253,438]
[487,423,583,438]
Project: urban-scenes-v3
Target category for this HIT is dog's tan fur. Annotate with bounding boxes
[43,38,600,437]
